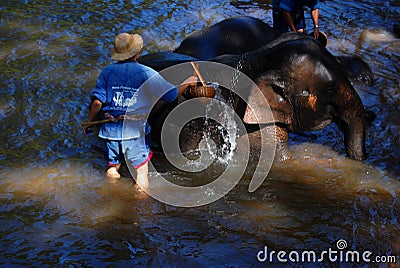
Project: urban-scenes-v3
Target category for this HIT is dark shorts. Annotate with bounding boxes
[273,7,306,33]
[105,135,152,168]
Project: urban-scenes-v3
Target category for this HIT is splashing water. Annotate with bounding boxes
[200,84,238,164]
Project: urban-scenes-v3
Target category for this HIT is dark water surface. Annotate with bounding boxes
[1,0,399,267]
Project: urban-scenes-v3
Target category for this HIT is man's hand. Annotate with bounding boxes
[83,126,93,136]
[83,98,103,136]
[177,68,199,97]
[185,75,199,88]
[313,27,320,39]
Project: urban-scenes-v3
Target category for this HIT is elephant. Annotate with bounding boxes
[137,51,198,71]
[173,16,373,87]
[174,16,281,60]
[211,33,366,160]
[141,33,367,161]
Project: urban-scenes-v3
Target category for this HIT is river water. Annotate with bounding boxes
[1,0,399,267]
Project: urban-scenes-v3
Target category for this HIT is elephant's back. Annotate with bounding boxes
[138,51,197,71]
[174,16,281,60]
[214,16,281,55]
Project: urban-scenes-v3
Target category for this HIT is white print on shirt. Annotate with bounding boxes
[111,86,138,111]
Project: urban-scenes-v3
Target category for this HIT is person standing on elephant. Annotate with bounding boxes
[272,0,321,39]
[84,32,198,189]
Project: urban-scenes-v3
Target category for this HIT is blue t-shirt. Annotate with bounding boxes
[91,61,178,140]
[273,0,320,12]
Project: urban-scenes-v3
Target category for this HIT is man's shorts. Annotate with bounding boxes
[105,135,152,169]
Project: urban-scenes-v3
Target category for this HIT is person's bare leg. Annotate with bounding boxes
[136,162,149,190]
[106,163,121,179]
[115,163,121,172]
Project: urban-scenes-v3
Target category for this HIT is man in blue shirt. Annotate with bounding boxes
[272,0,321,39]
[85,33,198,189]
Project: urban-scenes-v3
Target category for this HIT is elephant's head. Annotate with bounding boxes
[239,34,366,160]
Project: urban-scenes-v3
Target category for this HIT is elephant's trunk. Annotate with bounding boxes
[344,118,366,160]
[337,83,366,160]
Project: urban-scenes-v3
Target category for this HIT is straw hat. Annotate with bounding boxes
[111,33,143,61]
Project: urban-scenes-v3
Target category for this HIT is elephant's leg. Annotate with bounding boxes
[272,124,292,162]
[237,124,292,161]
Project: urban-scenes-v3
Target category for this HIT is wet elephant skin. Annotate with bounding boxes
[210,33,366,160]
[174,16,281,60]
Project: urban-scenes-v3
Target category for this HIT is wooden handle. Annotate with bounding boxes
[191,62,207,88]
[81,118,114,127]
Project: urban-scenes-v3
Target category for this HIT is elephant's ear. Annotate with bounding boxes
[243,70,293,125]
[336,55,374,87]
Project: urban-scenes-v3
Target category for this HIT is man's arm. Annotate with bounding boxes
[282,10,297,32]
[177,75,198,97]
[159,73,198,103]
[88,99,102,121]
[311,8,320,39]
[83,99,102,134]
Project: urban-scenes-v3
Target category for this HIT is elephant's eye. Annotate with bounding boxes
[300,90,309,97]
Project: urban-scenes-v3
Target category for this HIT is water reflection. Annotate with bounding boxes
[0,0,399,266]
